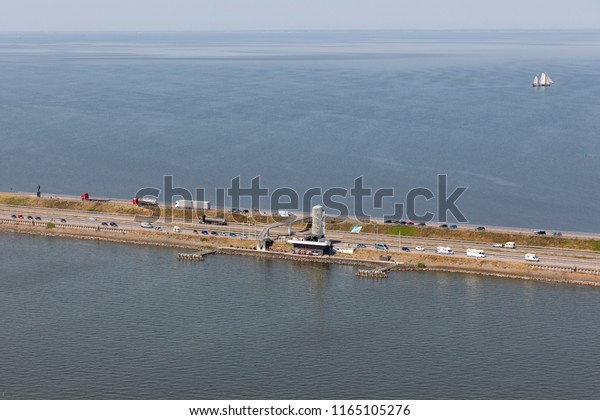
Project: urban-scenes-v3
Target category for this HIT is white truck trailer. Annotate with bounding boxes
[174,200,211,210]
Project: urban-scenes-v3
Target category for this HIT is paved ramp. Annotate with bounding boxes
[256,214,298,250]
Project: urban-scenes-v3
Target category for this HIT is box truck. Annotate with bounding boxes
[175,200,211,210]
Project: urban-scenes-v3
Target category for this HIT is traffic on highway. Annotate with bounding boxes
[1,199,599,271]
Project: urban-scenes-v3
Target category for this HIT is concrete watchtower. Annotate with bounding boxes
[311,205,325,238]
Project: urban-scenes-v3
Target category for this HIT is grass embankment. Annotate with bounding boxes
[162,207,288,226]
[324,219,600,252]
[0,194,153,216]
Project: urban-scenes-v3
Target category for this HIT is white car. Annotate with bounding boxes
[436,246,454,255]
[415,246,425,251]
[140,222,153,228]
[493,243,504,248]
[88,217,97,221]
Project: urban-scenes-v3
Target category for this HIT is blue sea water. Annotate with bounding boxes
[1,233,600,400]
[1,33,600,399]
[0,31,599,230]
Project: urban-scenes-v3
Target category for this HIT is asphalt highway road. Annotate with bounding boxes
[1,202,599,270]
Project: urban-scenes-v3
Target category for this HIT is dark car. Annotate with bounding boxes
[356,243,366,249]
[384,219,392,224]
[193,230,198,234]
[35,216,42,221]
[449,225,458,229]
[417,222,427,226]
[101,222,109,226]
[475,226,486,231]
[60,218,67,223]
[229,232,237,237]
[440,224,448,228]
[534,230,547,235]
[201,230,208,235]
[211,231,218,236]
[402,247,410,252]
[110,222,118,227]
[27,215,34,220]
[400,221,407,225]
[11,214,17,218]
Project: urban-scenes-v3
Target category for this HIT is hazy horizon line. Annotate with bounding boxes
[1,28,599,34]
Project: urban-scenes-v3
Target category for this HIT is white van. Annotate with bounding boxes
[525,253,540,262]
[466,248,486,258]
[504,242,516,249]
[436,246,454,255]
[140,222,153,229]
[173,226,181,233]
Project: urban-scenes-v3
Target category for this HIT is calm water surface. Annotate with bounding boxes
[0,31,599,231]
[2,31,600,399]
[1,233,600,399]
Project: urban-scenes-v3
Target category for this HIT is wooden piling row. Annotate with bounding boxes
[355,269,388,279]
[176,253,203,261]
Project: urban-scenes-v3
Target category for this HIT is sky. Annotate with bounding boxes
[1,0,599,31]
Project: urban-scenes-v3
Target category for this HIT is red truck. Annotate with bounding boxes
[81,193,110,203]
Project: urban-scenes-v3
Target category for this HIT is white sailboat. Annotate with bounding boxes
[533,72,553,87]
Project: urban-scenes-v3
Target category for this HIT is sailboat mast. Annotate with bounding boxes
[532,71,553,87]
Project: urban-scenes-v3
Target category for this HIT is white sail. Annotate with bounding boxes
[539,72,547,86]
[532,75,539,86]
[547,74,554,84]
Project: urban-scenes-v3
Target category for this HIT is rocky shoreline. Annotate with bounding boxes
[1,223,599,287]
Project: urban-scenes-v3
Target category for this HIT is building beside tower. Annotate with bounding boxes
[287,204,332,256]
